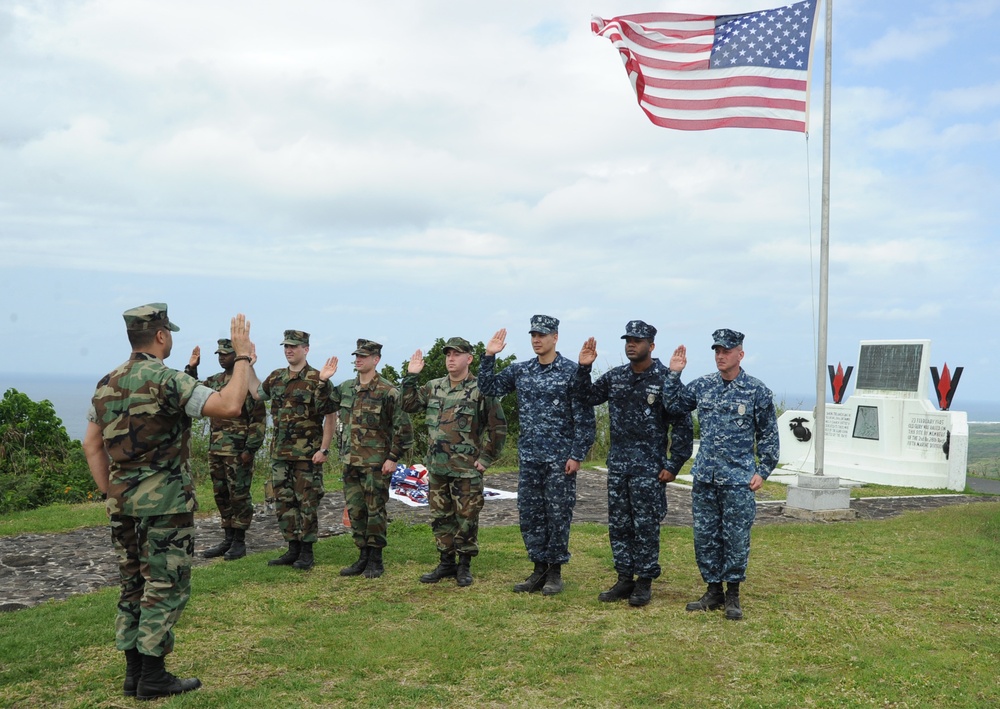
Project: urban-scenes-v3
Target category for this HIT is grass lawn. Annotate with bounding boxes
[2,501,1000,707]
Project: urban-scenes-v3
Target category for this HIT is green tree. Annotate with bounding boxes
[0,388,97,512]
[396,339,518,465]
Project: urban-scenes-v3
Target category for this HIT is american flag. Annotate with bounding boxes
[592,1,819,132]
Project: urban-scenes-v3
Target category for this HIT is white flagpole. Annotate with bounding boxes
[814,0,833,476]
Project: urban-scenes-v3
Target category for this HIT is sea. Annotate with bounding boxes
[3,373,1000,443]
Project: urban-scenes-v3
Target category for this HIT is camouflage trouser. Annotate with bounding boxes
[607,472,667,580]
[209,453,254,530]
[110,512,194,657]
[691,480,756,583]
[343,464,390,550]
[518,460,577,565]
[428,472,484,556]
[271,459,324,543]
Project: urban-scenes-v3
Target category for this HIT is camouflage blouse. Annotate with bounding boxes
[203,370,266,456]
[89,353,207,516]
[259,365,335,461]
[329,374,413,468]
[401,372,507,478]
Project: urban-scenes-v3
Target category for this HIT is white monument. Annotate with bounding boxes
[778,339,968,491]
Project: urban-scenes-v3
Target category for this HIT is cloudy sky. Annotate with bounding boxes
[2,0,998,410]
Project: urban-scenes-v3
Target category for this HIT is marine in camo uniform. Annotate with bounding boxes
[247,330,336,571]
[83,304,254,700]
[328,339,414,579]
[663,328,779,621]
[183,339,266,561]
[401,337,507,587]
[575,321,694,607]
[478,315,595,596]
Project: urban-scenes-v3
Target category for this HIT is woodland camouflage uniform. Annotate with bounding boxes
[88,304,213,661]
[330,341,414,553]
[259,331,336,546]
[401,339,507,561]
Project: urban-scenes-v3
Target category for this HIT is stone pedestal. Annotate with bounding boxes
[783,474,857,521]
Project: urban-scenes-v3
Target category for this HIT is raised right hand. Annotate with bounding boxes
[320,356,339,382]
[231,314,252,357]
[578,337,597,366]
[485,328,507,356]
[669,345,687,373]
[407,349,425,375]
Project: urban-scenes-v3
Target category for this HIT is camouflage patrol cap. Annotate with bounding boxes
[122,303,180,332]
[214,338,235,354]
[352,339,382,357]
[442,337,473,354]
[621,320,656,342]
[528,314,559,335]
[280,330,310,346]
[711,328,745,350]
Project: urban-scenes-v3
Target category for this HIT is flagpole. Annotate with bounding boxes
[814,0,833,476]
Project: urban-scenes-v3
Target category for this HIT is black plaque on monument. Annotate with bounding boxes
[855,343,924,392]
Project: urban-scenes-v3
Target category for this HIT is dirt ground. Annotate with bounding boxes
[1,468,997,611]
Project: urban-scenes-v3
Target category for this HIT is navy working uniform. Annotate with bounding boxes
[478,315,595,579]
[663,328,779,617]
[576,321,693,585]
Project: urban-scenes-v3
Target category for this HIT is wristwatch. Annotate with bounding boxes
[319,448,330,456]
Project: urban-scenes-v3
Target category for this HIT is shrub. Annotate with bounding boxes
[0,389,98,513]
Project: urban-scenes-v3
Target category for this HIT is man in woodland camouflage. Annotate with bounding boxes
[575,320,693,607]
[664,328,779,621]
[401,337,507,587]
[327,339,413,579]
[83,304,254,700]
[478,315,595,595]
[184,339,266,561]
[248,330,336,571]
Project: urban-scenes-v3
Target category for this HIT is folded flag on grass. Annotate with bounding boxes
[388,464,517,507]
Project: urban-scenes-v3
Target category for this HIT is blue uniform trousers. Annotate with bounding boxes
[518,460,577,565]
[691,480,756,583]
[608,472,666,580]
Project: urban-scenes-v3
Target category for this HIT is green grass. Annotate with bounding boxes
[3,504,1000,707]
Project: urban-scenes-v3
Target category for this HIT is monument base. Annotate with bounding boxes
[783,474,856,521]
[782,505,858,522]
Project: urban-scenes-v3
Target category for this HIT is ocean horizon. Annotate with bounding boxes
[3,372,1000,443]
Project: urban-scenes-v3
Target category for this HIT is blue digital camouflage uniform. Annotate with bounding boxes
[401,341,507,557]
[87,303,215,659]
[662,338,779,584]
[478,347,595,566]
[576,357,693,580]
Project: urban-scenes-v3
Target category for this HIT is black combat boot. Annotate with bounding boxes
[363,547,385,579]
[542,563,564,596]
[340,546,370,576]
[629,577,653,607]
[293,542,315,570]
[725,582,743,621]
[686,582,725,612]
[420,552,457,583]
[267,540,301,566]
[223,529,247,561]
[123,647,143,697]
[598,573,635,602]
[513,562,548,593]
[456,554,474,587]
[135,654,201,701]
[202,528,234,558]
